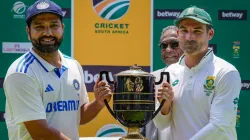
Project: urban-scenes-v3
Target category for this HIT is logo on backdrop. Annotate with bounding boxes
[11,1,28,19]
[241,80,250,90]
[232,41,240,59]
[218,10,247,20]
[92,0,130,20]
[96,124,127,137]
[154,9,182,19]
[92,0,130,34]
[2,42,32,53]
[62,8,71,18]
[82,65,150,92]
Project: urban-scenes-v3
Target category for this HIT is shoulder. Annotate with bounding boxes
[61,53,82,69]
[212,56,240,85]
[214,55,239,75]
[151,68,165,76]
[5,52,35,77]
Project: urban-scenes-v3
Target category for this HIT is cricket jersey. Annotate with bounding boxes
[153,49,241,140]
[143,67,170,140]
[4,48,89,140]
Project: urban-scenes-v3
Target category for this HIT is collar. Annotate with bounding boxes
[29,48,68,72]
[178,48,214,71]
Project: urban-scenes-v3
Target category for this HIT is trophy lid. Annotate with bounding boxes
[114,64,155,77]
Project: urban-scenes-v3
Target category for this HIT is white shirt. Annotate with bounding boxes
[152,68,171,140]
[153,49,241,140]
[4,49,89,140]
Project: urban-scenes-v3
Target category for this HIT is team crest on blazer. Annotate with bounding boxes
[204,76,215,96]
[92,0,130,20]
[73,79,80,90]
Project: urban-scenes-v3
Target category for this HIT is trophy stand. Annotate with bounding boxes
[119,127,148,140]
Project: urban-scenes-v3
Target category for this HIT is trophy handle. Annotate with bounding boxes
[152,72,170,119]
[99,71,116,119]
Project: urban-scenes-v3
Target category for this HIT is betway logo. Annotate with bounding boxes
[219,10,247,20]
[62,8,71,18]
[84,70,114,84]
[154,9,182,19]
[242,80,250,90]
[82,65,150,92]
[223,12,243,19]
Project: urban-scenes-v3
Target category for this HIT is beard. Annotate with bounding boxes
[181,40,203,55]
[30,34,63,54]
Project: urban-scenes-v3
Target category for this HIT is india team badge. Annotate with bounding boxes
[36,1,50,10]
[204,76,215,96]
[73,79,80,91]
[233,41,240,59]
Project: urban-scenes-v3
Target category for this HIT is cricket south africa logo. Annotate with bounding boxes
[204,76,215,96]
[93,0,130,34]
[92,0,130,20]
[11,1,28,18]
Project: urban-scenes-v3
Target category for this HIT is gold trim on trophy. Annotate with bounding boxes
[119,127,148,140]
[125,77,144,92]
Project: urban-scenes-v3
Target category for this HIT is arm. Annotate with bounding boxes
[80,78,112,125]
[4,73,70,140]
[24,120,70,140]
[80,101,103,125]
[190,71,241,140]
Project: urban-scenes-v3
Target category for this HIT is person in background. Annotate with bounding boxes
[141,25,183,140]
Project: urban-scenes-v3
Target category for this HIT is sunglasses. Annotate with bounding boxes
[159,40,179,50]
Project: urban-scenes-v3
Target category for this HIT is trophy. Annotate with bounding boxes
[100,64,169,140]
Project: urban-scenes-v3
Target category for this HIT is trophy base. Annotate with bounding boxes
[119,127,148,140]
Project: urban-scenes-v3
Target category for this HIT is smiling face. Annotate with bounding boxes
[160,29,184,65]
[177,18,214,56]
[26,13,64,55]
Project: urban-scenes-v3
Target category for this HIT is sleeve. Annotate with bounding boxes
[190,71,241,140]
[4,73,46,124]
[76,61,89,107]
[152,67,173,130]
[153,100,172,130]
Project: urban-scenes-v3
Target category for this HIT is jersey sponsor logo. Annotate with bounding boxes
[45,84,54,92]
[96,124,127,137]
[172,79,179,86]
[204,76,215,96]
[73,79,80,90]
[46,100,80,113]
